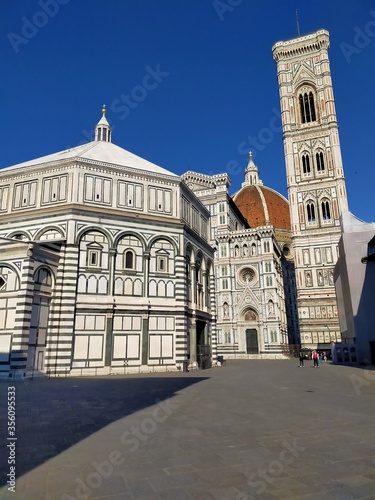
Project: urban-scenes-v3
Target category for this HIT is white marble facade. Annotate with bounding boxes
[0,110,215,378]
[181,170,292,359]
[0,29,352,376]
[272,30,349,349]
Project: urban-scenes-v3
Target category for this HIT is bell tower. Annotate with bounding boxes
[272,30,348,349]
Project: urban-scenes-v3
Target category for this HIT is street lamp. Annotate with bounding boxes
[324,323,331,340]
[324,323,335,361]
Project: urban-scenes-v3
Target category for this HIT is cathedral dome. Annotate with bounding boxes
[233,153,291,231]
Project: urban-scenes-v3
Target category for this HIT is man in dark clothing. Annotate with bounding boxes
[299,350,305,367]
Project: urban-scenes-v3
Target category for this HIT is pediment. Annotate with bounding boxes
[302,190,317,201]
[297,141,312,153]
[237,285,259,310]
[292,62,316,86]
[312,139,325,150]
[317,188,331,199]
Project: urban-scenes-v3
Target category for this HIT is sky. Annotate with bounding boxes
[1,0,375,222]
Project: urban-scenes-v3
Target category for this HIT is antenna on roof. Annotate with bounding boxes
[296,10,301,36]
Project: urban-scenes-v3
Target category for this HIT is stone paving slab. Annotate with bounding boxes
[1,360,375,499]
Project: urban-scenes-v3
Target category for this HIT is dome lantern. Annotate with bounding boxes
[242,151,263,187]
[95,105,112,142]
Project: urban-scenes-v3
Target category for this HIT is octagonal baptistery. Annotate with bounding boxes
[233,153,291,247]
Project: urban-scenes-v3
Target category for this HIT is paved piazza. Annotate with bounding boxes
[1,360,375,500]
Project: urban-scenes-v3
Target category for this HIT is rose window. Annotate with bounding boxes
[239,267,256,285]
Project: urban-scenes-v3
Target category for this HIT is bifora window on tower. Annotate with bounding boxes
[316,151,325,172]
[299,90,316,123]
[306,202,316,223]
[302,153,311,174]
[321,199,331,222]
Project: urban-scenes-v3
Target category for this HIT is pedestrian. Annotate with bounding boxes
[323,351,327,362]
[312,350,319,368]
[299,350,304,367]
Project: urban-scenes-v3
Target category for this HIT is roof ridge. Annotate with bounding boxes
[0,140,177,177]
[255,185,270,225]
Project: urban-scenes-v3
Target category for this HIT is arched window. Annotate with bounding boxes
[302,154,310,174]
[35,267,52,286]
[157,253,168,273]
[306,202,316,222]
[116,235,142,272]
[124,249,135,270]
[299,91,316,123]
[316,151,325,172]
[86,243,103,268]
[321,200,331,221]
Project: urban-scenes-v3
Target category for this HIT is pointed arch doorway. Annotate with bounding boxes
[27,267,53,372]
[243,308,259,354]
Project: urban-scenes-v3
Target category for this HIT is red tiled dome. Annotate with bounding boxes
[233,185,291,230]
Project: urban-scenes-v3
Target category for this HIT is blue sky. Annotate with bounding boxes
[1,0,375,222]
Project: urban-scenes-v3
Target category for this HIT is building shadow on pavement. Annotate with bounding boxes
[0,374,209,488]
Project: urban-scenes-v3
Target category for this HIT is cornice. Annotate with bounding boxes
[0,158,180,186]
[272,30,330,62]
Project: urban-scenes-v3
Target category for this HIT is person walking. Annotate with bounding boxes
[299,350,305,367]
[312,350,319,368]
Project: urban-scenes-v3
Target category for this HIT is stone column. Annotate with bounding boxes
[108,248,116,296]
[45,243,79,375]
[143,252,150,297]
[191,263,196,308]
[142,308,150,366]
[12,245,35,377]
[104,310,114,367]
[189,317,197,365]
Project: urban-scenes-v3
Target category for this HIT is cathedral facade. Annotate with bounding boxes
[182,154,298,359]
[183,29,349,358]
